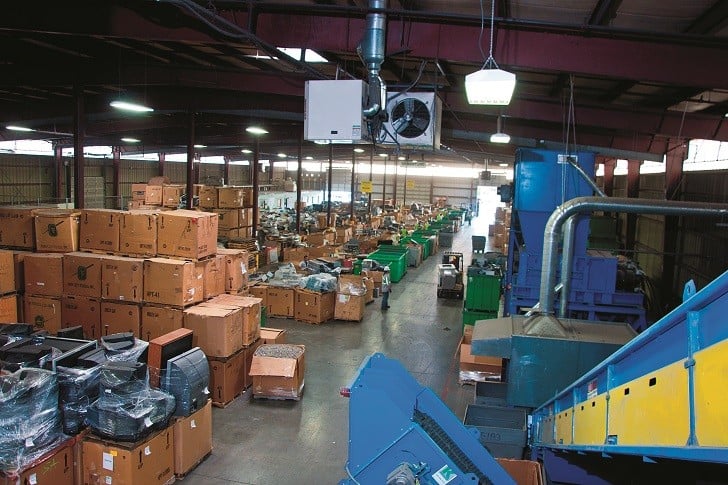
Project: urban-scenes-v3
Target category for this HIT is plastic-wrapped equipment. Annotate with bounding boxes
[57,365,101,435]
[337,276,367,297]
[0,368,67,471]
[300,273,338,293]
[160,347,210,417]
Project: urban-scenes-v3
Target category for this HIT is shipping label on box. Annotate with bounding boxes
[101,301,141,338]
[80,209,121,252]
[24,253,64,296]
[33,209,81,253]
[158,210,218,260]
[101,255,144,302]
[63,252,103,298]
[0,206,35,249]
[140,304,184,342]
[61,295,100,340]
[120,211,158,256]
[24,295,62,334]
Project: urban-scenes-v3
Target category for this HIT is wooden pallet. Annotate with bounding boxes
[252,393,302,402]
[174,451,212,479]
[211,389,245,409]
[78,248,118,256]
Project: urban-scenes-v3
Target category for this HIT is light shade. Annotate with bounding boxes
[465,68,516,105]
[110,100,154,113]
[121,137,140,143]
[6,125,34,132]
[246,126,268,135]
[490,132,511,144]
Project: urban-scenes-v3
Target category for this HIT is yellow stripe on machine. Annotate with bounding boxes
[573,394,608,445]
[694,339,728,446]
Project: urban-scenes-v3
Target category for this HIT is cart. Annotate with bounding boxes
[437,252,465,299]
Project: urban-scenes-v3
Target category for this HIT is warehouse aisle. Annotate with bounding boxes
[187,214,493,485]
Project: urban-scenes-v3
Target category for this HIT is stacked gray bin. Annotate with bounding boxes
[464,381,528,459]
[439,231,453,248]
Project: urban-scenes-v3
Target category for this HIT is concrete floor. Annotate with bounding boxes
[186,212,494,484]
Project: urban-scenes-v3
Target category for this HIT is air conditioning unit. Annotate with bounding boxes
[382,92,441,149]
[480,170,492,181]
[304,80,370,144]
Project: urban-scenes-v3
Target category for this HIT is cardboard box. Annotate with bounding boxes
[267,287,294,318]
[217,186,245,208]
[141,304,184,343]
[294,288,335,324]
[7,250,26,293]
[79,209,121,252]
[173,400,212,476]
[63,252,103,298]
[305,233,326,246]
[157,210,218,260]
[337,274,366,295]
[0,206,35,249]
[0,250,17,294]
[334,293,366,322]
[248,285,268,313]
[101,255,144,302]
[82,427,173,485]
[143,258,203,307]
[24,253,64,296]
[183,305,243,358]
[335,227,353,244]
[198,185,218,209]
[307,245,331,259]
[243,338,262,389]
[33,209,81,253]
[208,348,246,405]
[218,226,253,240]
[0,294,18,323]
[459,341,504,384]
[214,208,253,230]
[496,459,544,485]
[283,246,309,263]
[62,296,100,340]
[120,211,158,256]
[101,301,141,338]
[144,184,164,205]
[131,183,147,201]
[205,294,261,346]
[364,277,374,303]
[249,344,305,399]
[260,328,286,345]
[218,248,248,293]
[198,255,224,300]
[162,184,186,208]
[0,438,74,485]
[23,295,62,334]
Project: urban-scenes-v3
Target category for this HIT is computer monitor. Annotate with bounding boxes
[162,347,209,417]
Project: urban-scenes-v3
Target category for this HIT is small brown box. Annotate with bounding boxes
[260,327,286,345]
[33,209,81,253]
[131,183,147,201]
[23,295,62,334]
[101,255,144,303]
[144,184,164,205]
[218,248,248,293]
[141,304,185,343]
[61,295,100,340]
[173,400,213,476]
[249,344,305,400]
[63,252,103,298]
[0,206,35,249]
[201,254,225,300]
[79,209,121,252]
[267,287,294,318]
[198,185,218,209]
[208,348,246,406]
[101,301,141,338]
[24,253,64,296]
[120,210,158,257]
[157,210,218,260]
[143,258,203,307]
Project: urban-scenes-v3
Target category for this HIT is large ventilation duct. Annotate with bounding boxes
[360,0,387,119]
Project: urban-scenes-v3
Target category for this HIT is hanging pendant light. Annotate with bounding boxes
[490,115,510,144]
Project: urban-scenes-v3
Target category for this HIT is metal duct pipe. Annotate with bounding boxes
[558,215,578,318]
[566,158,606,197]
[539,197,728,316]
[360,0,387,118]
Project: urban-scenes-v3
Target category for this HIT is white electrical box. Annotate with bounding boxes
[304,80,370,144]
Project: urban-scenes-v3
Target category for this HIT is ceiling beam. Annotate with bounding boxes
[684,0,728,34]
[588,0,624,26]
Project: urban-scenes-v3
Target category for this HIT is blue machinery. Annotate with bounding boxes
[504,149,646,330]
[339,353,516,484]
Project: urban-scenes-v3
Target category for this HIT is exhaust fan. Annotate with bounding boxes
[383,92,441,149]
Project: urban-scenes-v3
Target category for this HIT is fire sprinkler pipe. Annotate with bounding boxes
[539,197,728,316]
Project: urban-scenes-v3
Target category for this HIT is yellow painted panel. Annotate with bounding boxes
[608,361,689,445]
[573,394,608,445]
[555,408,573,445]
[695,341,728,446]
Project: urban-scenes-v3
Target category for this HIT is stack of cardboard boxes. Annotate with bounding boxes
[0,250,25,323]
[334,274,371,322]
[198,185,255,240]
[489,206,512,251]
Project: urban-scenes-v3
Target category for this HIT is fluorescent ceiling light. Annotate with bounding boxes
[246,126,268,135]
[241,148,253,154]
[110,100,154,113]
[353,148,365,153]
[490,132,511,144]
[379,153,389,158]
[121,137,140,143]
[305,156,314,160]
[277,47,329,63]
[6,125,34,132]
[194,144,206,148]
[499,163,509,167]
[313,140,330,145]
[398,156,406,161]
[277,153,287,158]
[465,69,516,105]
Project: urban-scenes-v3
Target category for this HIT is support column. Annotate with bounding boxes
[403,165,408,208]
[603,158,616,197]
[186,112,195,210]
[625,159,641,251]
[392,161,398,206]
[73,84,85,209]
[662,142,687,305]
[382,156,388,210]
[193,155,201,185]
[327,144,333,226]
[368,152,373,216]
[158,152,165,177]
[252,139,260,238]
[429,175,434,204]
[54,145,64,201]
[350,150,356,220]
[112,146,121,209]
[223,156,230,185]
[296,138,303,233]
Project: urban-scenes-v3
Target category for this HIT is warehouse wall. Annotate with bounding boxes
[0,154,55,205]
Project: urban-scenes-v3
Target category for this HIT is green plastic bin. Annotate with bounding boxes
[368,248,408,282]
[465,273,502,313]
